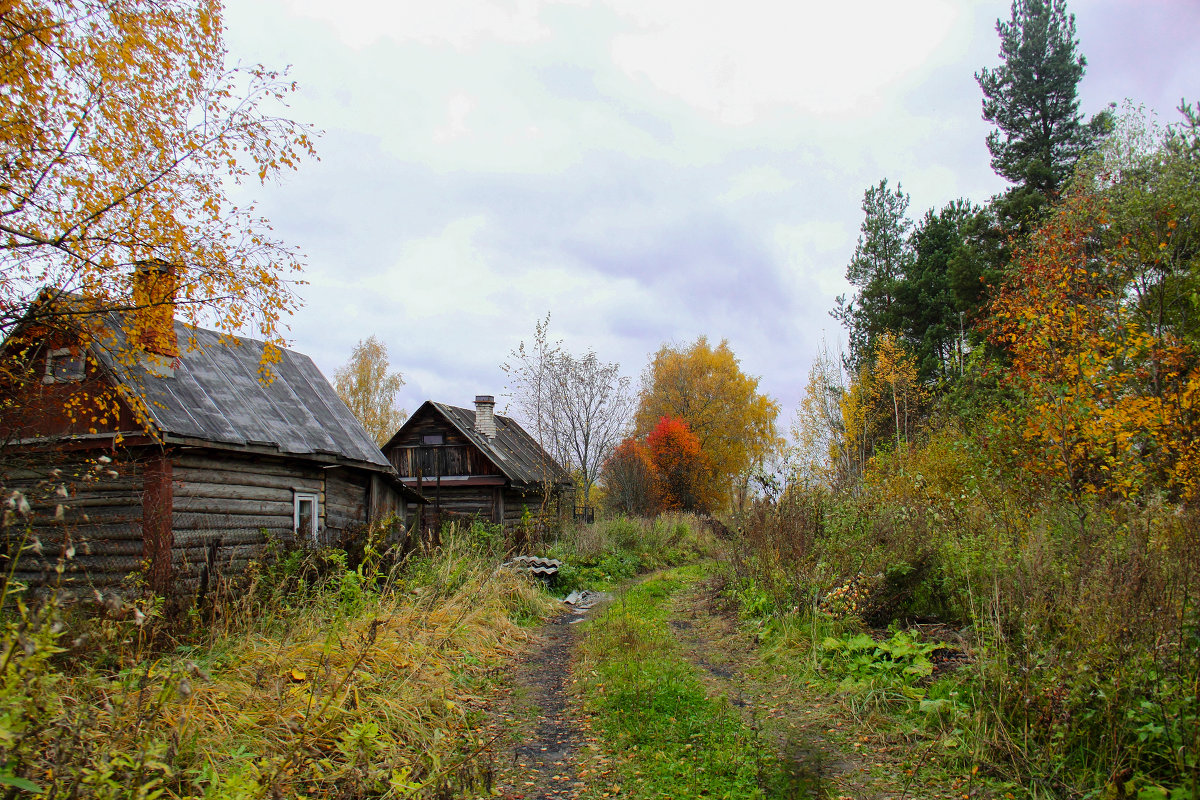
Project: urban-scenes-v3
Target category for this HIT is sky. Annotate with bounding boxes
[221,0,1200,427]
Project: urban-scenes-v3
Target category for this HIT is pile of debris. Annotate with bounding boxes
[502,555,562,579]
[562,590,608,611]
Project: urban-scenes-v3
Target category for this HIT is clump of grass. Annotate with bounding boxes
[0,522,560,798]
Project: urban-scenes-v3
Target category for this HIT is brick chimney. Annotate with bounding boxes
[131,260,178,375]
[474,395,496,438]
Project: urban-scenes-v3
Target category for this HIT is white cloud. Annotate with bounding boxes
[607,0,960,122]
[221,0,1199,419]
[279,0,553,50]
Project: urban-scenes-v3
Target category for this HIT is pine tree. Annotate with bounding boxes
[833,179,914,370]
[976,0,1090,201]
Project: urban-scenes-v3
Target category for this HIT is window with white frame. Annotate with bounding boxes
[293,492,318,543]
[44,348,85,383]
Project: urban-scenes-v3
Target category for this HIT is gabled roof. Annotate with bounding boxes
[387,401,572,489]
[99,320,393,471]
[4,291,425,503]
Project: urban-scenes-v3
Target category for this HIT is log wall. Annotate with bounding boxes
[4,446,403,596]
[1,453,146,591]
[325,468,368,536]
[170,450,322,592]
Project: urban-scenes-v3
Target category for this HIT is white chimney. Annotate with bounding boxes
[474,395,496,438]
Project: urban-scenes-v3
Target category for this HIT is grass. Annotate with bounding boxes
[0,524,561,799]
[729,445,1200,799]
[574,564,775,799]
[749,608,993,798]
[547,514,720,593]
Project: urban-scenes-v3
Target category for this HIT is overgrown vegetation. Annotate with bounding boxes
[547,513,720,592]
[732,422,1200,797]
[734,5,1200,797]
[0,524,560,799]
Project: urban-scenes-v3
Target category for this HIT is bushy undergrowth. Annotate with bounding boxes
[0,523,560,799]
[730,423,1200,798]
[546,513,718,593]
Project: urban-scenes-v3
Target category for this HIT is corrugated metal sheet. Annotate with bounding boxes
[429,402,572,488]
[95,318,390,470]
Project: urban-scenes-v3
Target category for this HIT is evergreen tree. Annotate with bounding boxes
[899,201,977,382]
[834,179,914,370]
[976,0,1091,202]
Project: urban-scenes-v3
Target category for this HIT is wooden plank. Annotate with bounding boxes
[172,513,291,531]
[173,467,322,492]
[171,497,291,516]
[173,482,293,502]
[172,528,273,546]
[174,452,322,480]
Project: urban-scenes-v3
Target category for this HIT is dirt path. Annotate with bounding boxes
[483,571,974,800]
[489,600,607,800]
[667,574,857,798]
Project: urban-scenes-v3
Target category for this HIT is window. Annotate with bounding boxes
[44,348,85,384]
[293,492,318,543]
[422,434,444,445]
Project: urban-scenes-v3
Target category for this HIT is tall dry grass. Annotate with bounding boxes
[0,523,560,799]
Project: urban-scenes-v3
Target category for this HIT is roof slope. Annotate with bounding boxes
[392,401,571,488]
[99,320,391,470]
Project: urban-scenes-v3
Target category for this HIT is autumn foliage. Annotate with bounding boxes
[645,416,712,512]
[1,0,315,364]
[602,417,714,515]
[601,437,657,517]
[987,185,1200,500]
[636,337,779,510]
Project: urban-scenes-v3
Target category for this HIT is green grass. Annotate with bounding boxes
[575,565,775,799]
[547,514,720,593]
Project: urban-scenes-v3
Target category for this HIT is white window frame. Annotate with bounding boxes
[44,348,85,384]
[293,492,319,544]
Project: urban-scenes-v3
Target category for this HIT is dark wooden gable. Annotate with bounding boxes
[386,402,502,480]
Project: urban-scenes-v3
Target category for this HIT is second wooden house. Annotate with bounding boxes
[382,396,573,533]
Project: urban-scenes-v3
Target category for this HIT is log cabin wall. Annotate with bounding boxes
[501,486,568,529]
[1,452,146,591]
[170,449,322,592]
[324,468,366,534]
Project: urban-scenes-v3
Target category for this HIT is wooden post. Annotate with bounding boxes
[142,450,174,593]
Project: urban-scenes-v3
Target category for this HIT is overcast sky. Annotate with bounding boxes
[222,0,1200,427]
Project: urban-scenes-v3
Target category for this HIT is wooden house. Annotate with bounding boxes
[0,266,424,594]
[382,396,573,533]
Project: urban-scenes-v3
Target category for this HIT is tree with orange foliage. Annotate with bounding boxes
[645,416,712,513]
[0,0,314,366]
[987,182,1200,500]
[636,337,780,510]
[601,437,657,516]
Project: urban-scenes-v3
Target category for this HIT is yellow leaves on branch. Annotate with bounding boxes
[987,186,1200,501]
[1,0,316,349]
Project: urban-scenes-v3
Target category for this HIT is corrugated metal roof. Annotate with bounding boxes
[96,319,391,470]
[413,401,571,488]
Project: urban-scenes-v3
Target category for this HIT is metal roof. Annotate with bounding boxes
[395,401,572,489]
[96,319,392,471]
